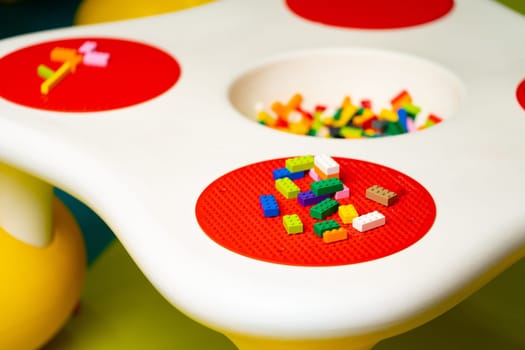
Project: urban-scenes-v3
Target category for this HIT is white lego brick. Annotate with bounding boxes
[314,154,340,175]
[352,211,386,232]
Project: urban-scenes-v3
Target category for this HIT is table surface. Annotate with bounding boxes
[1,0,523,349]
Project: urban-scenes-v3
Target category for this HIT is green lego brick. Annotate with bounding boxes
[310,198,339,220]
[313,219,340,238]
[311,178,343,196]
[424,119,436,128]
[333,107,342,121]
[340,126,363,138]
[37,64,54,79]
[402,103,421,118]
[285,155,314,173]
[283,214,303,234]
[385,121,404,136]
[275,177,300,199]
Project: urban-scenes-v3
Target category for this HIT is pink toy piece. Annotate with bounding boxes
[83,51,110,67]
[308,168,320,181]
[334,184,350,199]
[78,41,97,54]
[406,117,416,132]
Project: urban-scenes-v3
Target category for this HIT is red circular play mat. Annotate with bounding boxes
[517,79,525,111]
[285,0,454,30]
[0,37,181,112]
[196,157,436,267]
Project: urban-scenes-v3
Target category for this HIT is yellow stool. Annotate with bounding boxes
[0,198,86,350]
[75,0,214,25]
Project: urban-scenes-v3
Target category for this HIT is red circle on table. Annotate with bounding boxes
[517,79,525,111]
[285,0,454,30]
[0,37,180,112]
[196,157,436,267]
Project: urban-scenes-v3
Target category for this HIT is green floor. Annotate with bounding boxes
[1,1,525,349]
[42,240,525,350]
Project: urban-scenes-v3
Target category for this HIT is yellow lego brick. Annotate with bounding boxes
[288,121,310,135]
[257,110,277,127]
[285,155,314,173]
[338,204,359,224]
[332,103,358,127]
[352,110,374,127]
[40,61,72,95]
[283,214,303,234]
[275,177,300,199]
[378,108,399,123]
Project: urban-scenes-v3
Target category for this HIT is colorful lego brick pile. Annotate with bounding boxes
[259,155,399,244]
[196,156,436,266]
[37,40,110,95]
[257,91,442,138]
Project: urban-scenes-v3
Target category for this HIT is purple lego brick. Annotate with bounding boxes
[297,190,330,207]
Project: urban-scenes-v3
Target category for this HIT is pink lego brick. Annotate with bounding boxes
[308,168,321,181]
[334,184,350,200]
[83,51,110,67]
[406,117,417,132]
[78,41,97,54]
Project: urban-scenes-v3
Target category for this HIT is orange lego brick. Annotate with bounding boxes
[313,165,339,180]
[391,90,412,110]
[323,227,348,243]
[50,47,77,62]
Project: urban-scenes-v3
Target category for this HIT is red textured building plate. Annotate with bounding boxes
[517,79,525,111]
[196,157,436,267]
[285,0,454,30]
[0,37,180,112]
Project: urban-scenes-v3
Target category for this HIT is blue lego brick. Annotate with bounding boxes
[397,108,408,132]
[259,194,279,217]
[273,167,305,180]
[297,191,330,207]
